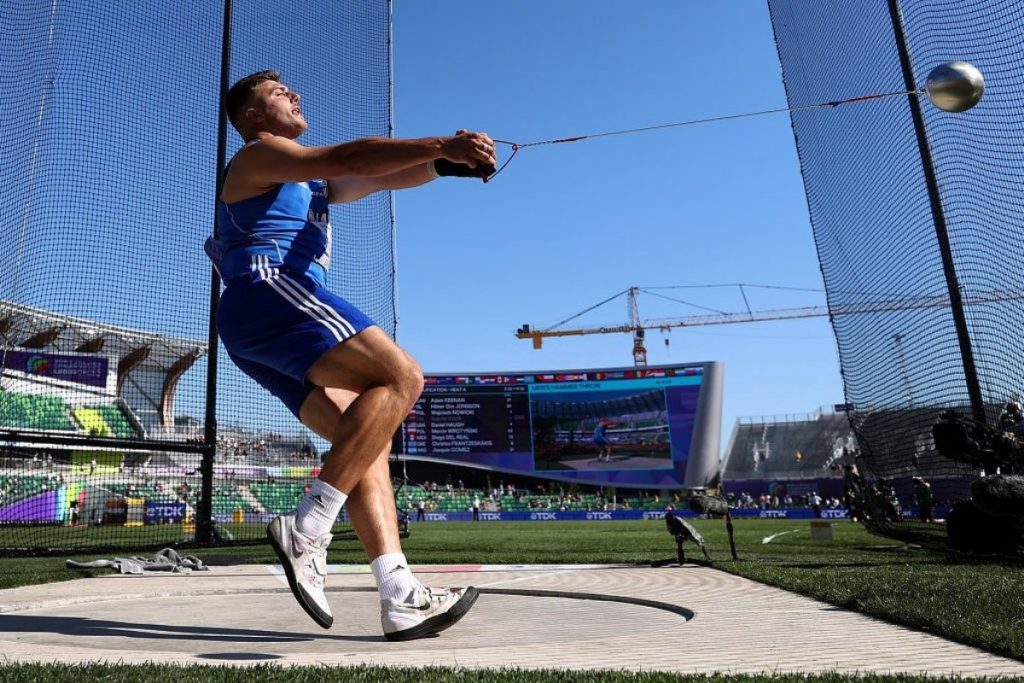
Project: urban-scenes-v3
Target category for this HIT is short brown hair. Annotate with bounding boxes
[226,70,280,133]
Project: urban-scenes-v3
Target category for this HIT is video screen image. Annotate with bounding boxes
[400,364,716,488]
[531,388,672,471]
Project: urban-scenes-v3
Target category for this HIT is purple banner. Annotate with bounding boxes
[0,490,58,522]
[2,350,108,388]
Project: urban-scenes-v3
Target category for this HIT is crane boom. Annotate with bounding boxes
[515,288,1024,363]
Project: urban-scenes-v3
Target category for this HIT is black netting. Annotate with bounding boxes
[0,0,393,553]
[768,0,1024,542]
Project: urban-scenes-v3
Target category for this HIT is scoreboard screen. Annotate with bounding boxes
[402,362,723,488]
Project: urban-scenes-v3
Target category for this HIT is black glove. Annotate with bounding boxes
[433,158,496,180]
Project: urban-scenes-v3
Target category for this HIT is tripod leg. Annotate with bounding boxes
[700,543,713,563]
[726,512,738,560]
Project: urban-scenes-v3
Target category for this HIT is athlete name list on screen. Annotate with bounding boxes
[405,385,531,455]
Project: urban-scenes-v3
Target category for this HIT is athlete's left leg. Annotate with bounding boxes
[298,385,479,641]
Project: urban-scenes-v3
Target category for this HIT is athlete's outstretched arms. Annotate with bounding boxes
[232,130,495,188]
[327,129,497,204]
[327,162,438,204]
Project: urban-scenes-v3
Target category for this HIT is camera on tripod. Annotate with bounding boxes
[932,406,1024,473]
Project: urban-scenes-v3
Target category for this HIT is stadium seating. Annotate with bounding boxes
[211,485,252,515]
[250,483,305,515]
[72,405,140,438]
[94,405,138,438]
[394,486,670,513]
[105,483,178,504]
[0,392,76,431]
[72,407,110,437]
[0,391,140,439]
[0,475,55,503]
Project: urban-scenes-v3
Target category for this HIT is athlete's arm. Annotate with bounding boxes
[327,162,437,204]
[233,132,495,188]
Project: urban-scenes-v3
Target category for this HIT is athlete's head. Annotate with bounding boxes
[226,70,307,140]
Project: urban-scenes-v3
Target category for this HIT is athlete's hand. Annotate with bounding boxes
[440,130,496,172]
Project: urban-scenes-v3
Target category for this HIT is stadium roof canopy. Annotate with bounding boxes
[0,299,206,372]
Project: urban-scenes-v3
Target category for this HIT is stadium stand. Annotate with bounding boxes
[0,474,54,503]
[211,485,252,516]
[0,300,206,436]
[0,390,145,439]
[723,409,857,481]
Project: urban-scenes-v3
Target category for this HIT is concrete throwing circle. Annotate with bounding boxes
[1,589,687,658]
[0,564,1022,674]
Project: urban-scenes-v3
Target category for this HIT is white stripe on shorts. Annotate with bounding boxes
[263,273,352,342]
[274,273,357,337]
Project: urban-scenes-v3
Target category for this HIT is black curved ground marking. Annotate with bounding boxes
[196,653,283,661]
[323,586,695,621]
[480,588,694,621]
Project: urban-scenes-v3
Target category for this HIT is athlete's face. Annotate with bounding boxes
[247,80,307,138]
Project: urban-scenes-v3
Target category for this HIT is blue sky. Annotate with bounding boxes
[389,1,844,449]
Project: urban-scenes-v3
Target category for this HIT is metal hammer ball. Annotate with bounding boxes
[925,61,984,112]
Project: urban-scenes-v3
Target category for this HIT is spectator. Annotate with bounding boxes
[912,477,934,523]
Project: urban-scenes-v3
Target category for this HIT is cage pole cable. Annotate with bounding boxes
[7,0,58,367]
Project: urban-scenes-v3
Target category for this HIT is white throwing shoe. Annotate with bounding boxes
[267,514,333,629]
[381,584,480,641]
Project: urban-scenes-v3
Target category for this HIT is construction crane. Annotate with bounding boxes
[515,285,1024,367]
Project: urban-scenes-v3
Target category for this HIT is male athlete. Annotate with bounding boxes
[593,418,615,462]
[206,71,496,640]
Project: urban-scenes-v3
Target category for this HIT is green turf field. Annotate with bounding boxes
[1,519,1021,679]
[0,664,1006,683]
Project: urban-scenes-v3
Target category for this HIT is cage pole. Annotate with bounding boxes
[197,0,234,544]
[886,0,987,425]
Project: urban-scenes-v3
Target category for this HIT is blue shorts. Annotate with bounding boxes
[218,270,377,417]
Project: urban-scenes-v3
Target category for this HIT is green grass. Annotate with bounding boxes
[0,665,1009,683]
[1,519,1023,678]
[712,521,1024,663]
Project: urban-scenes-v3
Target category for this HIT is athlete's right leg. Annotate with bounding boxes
[304,326,423,495]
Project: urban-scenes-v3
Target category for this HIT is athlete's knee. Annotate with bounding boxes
[392,356,423,409]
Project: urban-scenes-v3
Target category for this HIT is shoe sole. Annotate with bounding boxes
[267,521,333,629]
[384,586,480,642]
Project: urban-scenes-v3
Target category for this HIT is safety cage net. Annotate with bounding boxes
[0,0,394,553]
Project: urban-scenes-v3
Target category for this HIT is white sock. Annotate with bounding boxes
[371,552,419,602]
[294,479,347,538]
